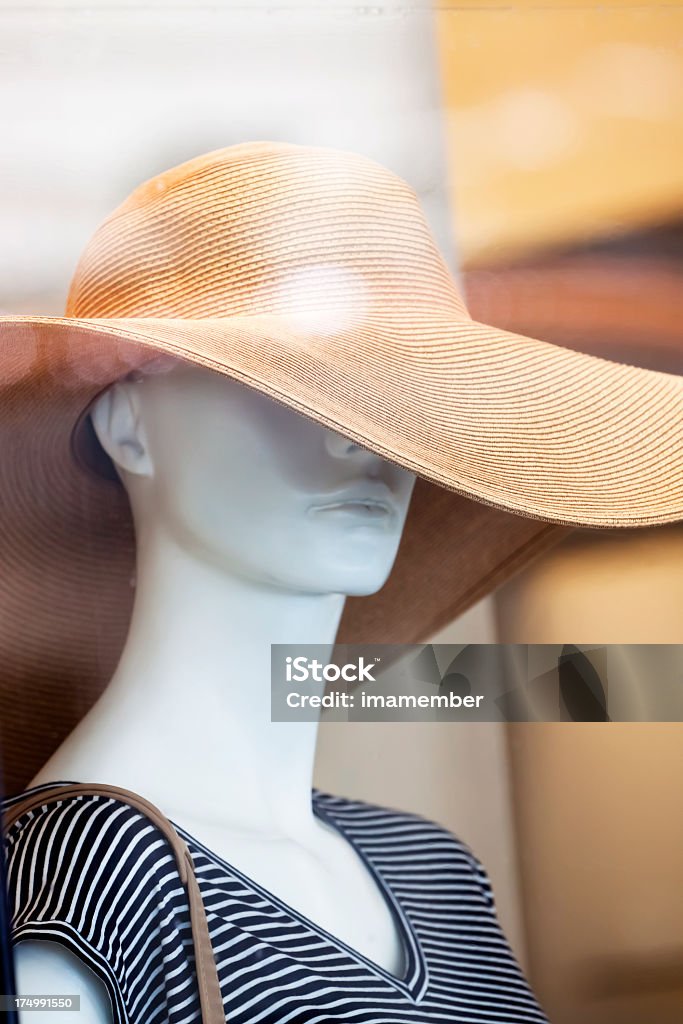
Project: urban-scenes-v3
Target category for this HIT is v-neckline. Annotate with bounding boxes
[173,789,429,1003]
[9,782,429,1002]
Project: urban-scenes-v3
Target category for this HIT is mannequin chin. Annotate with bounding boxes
[90,360,416,597]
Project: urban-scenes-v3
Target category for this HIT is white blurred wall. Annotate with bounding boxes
[0,0,456,313]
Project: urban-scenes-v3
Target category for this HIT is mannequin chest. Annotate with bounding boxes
[178,812,407,979]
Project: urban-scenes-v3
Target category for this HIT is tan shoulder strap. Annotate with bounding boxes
[4,782,225,1023]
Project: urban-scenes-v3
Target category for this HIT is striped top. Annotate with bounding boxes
[3,783,549,1023]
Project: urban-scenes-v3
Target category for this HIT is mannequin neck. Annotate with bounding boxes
[38,524,345,838]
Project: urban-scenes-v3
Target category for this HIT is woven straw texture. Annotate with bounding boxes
[0,141,682,789]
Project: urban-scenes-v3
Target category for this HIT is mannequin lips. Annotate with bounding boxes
[312,500,392,519]
[308,483,397,520]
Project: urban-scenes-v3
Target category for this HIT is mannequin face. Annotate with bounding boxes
[90,361,416,596]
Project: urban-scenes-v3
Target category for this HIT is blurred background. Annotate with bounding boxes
[1,1,683,1021]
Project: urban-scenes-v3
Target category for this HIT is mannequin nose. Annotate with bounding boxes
[324,428,374,462]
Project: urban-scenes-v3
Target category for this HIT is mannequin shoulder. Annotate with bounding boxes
[4,789,185,1017]
[4,786,151,837]
[14,940,113,1023]
[4,787,173,877]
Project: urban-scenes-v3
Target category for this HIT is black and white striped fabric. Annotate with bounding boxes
[3,783,549,1023]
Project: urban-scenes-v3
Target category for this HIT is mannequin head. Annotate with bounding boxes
[90,360,415,597]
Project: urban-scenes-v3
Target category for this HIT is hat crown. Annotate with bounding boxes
[65,142,466,323]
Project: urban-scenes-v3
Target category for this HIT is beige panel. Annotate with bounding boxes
[497,532,683,1022]
[497,527,683,645]
[509,723,683,1024]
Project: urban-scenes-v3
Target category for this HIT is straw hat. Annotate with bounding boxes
[1,141,682,790]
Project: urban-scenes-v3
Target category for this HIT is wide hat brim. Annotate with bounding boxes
[1,309,683,790]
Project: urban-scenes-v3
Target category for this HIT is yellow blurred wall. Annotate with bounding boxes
[437,2,683,263]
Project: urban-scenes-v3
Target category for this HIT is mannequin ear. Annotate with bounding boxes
[89,381,154,478]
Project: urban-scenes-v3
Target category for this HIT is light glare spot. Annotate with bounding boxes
[270,264,369,336]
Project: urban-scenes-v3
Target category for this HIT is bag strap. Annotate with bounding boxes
[3,782,225,1023]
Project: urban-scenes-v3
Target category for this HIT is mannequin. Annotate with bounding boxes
[14,359,417,1021]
